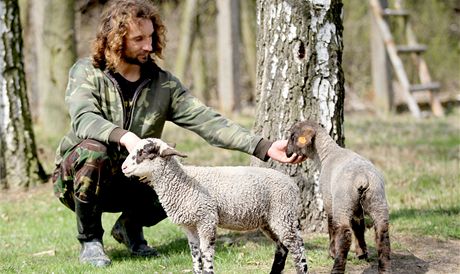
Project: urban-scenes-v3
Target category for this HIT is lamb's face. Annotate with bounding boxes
[122,138,188,179]
[286,121,316,159]
[122,138,164,179]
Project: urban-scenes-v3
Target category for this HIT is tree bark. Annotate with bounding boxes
[38,0,76,136]
[216,0,241,113]
[175,0,198,81]
[253,0,345,233]
[240,0,257,103]
[0,0,47,190]
[191,11,210,104]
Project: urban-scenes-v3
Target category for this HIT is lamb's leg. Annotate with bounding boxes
[197,224,217,274]
[369,209,391,273]
[351,207,368,260]
[264,224,308,274]
[328,215,337,258]
[183,227,202,274]
[362,192,391,273]
[331,224,352,274]
[285,232,308,274]
[374,220,391,274]
[260,226,289,274]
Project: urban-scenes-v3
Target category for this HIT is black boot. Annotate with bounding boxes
[111,214,159,257]
[75,196,111,267]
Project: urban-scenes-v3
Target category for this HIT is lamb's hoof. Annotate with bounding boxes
[79,240,111,267]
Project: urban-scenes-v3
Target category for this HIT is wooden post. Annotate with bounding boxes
[370,0,393,112]
[216,0,240,113]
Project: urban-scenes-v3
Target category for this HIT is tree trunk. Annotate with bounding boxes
[216,0,241,113]
[191,10,210,104]
[37,0,76,136]
[240,0,257,104]
[253,0,345,233]
[18,0,40,121]
[175,0,198,81]
[0,0,47,190]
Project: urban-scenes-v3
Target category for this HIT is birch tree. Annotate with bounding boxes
[253,0,345,232]
[0,0,47,190]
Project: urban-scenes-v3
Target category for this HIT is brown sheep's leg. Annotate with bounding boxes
[374,220,391,274]
[328,215,337,258]
[331,225,352,274]
[351,212,368,260]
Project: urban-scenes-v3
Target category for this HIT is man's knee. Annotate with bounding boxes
[68,139,114,202]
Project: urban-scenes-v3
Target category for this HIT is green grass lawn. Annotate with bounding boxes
[0,109,459,273]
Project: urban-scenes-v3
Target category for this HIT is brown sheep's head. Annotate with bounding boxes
[286,121,317,159]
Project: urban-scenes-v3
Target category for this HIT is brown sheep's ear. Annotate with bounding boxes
[296,127,315,148]
[160,148,188,158]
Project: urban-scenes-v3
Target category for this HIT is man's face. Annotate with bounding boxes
[122,18,154,65]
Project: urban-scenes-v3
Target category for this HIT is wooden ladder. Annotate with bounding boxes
[369,0,444,118]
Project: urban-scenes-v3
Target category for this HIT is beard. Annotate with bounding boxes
[122,52,151,65]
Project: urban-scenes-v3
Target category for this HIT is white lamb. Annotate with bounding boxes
[122,138,308,274]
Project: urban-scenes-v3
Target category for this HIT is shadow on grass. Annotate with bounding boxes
[107,237,190,262]
[107,230,325,263]
[360,252,429,274]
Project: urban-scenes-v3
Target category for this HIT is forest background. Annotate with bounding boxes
[12,0,459,175]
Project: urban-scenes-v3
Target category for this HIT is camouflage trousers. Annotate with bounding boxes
[52,139,167,227]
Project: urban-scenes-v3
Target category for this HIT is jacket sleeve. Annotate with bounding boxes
[65,60,120,143]
[167,74,263,156]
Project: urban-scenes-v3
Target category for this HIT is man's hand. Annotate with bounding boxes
[267,140,306,164]
[120,132,141,153]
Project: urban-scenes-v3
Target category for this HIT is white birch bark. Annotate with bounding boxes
[0,0,46,190]
[253,0,345,232]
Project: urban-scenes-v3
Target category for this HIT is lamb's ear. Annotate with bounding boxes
[297,127,315,148]
[160,148,188,158]
[166,142,176,148]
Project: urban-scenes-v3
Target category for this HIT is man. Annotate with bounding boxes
[52,0,304,267]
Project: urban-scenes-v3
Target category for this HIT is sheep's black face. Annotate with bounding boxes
[135,142,161,164]
[286,121,316,159]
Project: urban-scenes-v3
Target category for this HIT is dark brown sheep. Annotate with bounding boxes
[287,120,391,274]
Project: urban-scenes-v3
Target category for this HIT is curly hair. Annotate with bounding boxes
[91,0,166,70]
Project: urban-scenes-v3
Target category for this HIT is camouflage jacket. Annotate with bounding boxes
[55,58,267,165]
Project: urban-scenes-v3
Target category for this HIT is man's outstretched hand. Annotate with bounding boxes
[267,140,306,164]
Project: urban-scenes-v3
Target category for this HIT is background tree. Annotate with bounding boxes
[0,0,47,190]
[19,0,76,135]
[216,0,241,112]
[253,0,345,232]
[40,0,76,138]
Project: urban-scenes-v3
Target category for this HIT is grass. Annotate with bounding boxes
[0,108,459,273]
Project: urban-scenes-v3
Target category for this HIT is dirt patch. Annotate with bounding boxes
[310,234,460,274]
